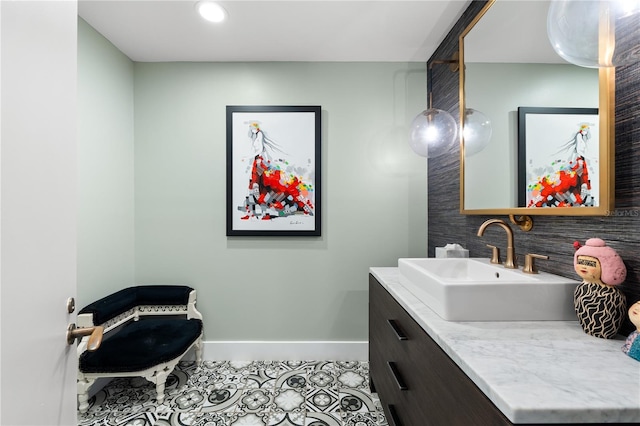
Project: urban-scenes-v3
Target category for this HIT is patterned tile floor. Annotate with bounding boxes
[77,360,388,426]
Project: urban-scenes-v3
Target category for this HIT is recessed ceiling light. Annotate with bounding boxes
[196,1,227,23]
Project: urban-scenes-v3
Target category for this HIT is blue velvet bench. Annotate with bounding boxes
[74,285,203,413]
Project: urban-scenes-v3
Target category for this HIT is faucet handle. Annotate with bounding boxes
[523,253,549,274]
[486,244,501,264]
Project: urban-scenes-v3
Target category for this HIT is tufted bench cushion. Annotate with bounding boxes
[79,317,203,374]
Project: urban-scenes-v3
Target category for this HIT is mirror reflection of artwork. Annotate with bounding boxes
[518,107,599,208]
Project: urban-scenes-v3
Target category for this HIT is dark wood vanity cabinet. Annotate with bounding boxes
[370,275,640,426]
[369,274,513,426]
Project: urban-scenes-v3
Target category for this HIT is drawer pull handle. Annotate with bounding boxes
[387,404,402,426]
[387,361,408,390]
[387,319,408,340]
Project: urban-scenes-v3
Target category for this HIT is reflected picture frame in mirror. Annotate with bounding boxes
[458,0,615,216]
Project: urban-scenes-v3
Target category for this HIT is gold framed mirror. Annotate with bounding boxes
[459,0,615,216]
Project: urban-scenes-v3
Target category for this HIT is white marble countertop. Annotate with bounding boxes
[370,267,640,424]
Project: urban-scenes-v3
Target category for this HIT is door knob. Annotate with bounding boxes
[66,324,104,351]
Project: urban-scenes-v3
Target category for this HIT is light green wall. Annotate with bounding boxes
[77,19,427,341]
[77,18,135,308]
[133,62,428,341]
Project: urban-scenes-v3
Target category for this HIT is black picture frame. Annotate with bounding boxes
[226,105,321,237]
[517,106,599,208]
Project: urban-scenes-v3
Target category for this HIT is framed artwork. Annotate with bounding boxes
[226,105,321,236]
[517,107,599,208]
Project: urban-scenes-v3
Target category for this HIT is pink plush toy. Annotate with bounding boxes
[573,238,627,339]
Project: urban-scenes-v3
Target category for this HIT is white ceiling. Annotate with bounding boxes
[464,0,564,64]
[78,0,473,62]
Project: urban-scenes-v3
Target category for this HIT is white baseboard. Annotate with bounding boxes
[191,341,369,361]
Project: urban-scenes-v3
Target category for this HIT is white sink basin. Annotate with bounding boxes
[398,258,579,321]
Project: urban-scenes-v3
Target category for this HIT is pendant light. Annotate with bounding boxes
[409,55,492,158]
[408,58,458,158]
[547,0,640,68]
[463,108,492,157]
[408,106,458,159]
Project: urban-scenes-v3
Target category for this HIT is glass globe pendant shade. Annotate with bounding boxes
[463,108,492,157]
[408,108,458,158]
[547,0,640,68]
[619,0,640,18]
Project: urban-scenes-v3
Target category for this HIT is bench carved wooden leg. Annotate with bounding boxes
[77,376,95,414]
[195,336,203,363]
[156,378,167,405]
[148,366,172,405]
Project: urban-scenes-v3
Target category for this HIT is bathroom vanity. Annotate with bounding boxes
[369,267,640,425]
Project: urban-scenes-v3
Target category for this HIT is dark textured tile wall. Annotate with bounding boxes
[427,0,640,334]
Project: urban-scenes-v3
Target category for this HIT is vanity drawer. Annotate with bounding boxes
[369,274,513,426]
[370,275,432,426]
[370,282,416,349]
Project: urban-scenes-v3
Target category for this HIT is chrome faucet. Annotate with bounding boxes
[477,219,517,269]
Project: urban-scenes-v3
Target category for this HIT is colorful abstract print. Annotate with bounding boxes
[239,122,315,221]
